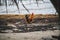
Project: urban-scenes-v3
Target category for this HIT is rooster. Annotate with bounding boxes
[25,13,34,24]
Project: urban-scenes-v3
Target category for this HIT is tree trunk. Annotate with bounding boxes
[50,0,60,23]
[0,0,2,6]
[50,0,60,17]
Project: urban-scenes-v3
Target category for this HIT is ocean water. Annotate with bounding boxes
[0,0,56,14]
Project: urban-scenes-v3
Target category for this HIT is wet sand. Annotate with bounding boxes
[0,30,60,40]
